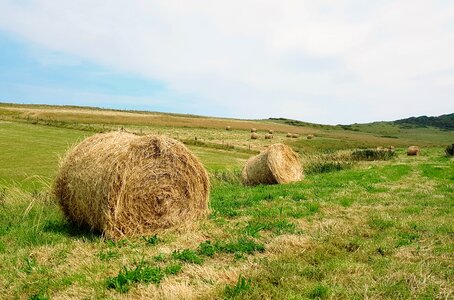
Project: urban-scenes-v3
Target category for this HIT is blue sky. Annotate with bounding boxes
[0,1,453,124]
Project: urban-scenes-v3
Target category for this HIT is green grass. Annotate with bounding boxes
[106,260,166,293]
[0,113,453,299]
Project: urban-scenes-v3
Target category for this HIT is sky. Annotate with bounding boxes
[0,1,453,124]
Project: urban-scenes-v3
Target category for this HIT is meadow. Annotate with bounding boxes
[0,104,453,299]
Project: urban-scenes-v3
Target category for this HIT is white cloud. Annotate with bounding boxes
[0,0,453,123]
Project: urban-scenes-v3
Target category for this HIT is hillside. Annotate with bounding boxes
[1,102,453,152]
[393,113,454,131]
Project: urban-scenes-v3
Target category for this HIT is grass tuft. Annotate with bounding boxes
[106,260,165,293]
[172,249,204,264]
[224,275,252,299]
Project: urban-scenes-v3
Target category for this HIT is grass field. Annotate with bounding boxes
[0,104,453,299]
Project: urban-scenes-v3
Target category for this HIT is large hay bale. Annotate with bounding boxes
[264,133,273,139]
[251,132,259,139]
[268,129,274,134]
[242,143,303,186]
[226,126,231,131]
[53,132,210,239]
[407,146,420,156]
[251,128,257,133]
[291,133,299,138]
[307,134,314,139]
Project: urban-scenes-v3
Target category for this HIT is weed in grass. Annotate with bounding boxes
[106,239,128,248]
[29,291,49,300]
[106,260,165,293]
[218,238,265,255]
[172,249,204,264]
[339,198,353,207]
[153,253,166,262]
[224,275,252,299]
[244,219,296,237]
[198,240,216,257]
[164,263,183,275]
[396,232,420,247]
[291,193,306,201]
[368,216,394,230]
[305,202,320,214]
[22,256,38,274]
[308,284,330,299]
[98,249,120,261]
[143,234,160,246]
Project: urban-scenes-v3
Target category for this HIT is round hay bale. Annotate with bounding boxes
[307,134,314,140]
[53,132,210,239]
[291,133,299,138]
[226,126,231,131]
[242,143,303,186]
[407,146,420,156]
[268,129,274,134]
[251,132,259,139]
[264,133,273,139]
[286,133,292,138]
[251,128,257,133]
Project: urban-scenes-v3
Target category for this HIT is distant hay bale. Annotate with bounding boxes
[265,133,273,139]
[251,132,259,139]
[376,146,384,150]
[268,130,274,134]
[286,133,293,138]
[291,133,299,138]
[307,134,314,140]
[251,128,257,133]
[53,132,210,239]
[407,146,420,156]
[242,143,303,186]
[226,126,231,131]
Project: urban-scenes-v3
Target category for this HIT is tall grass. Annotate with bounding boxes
[301,151,355,175]
[351,149,396,161]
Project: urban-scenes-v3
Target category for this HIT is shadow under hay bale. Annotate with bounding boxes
[53,132,210,239]
[242,143,303,186]
[251,132,259,139]
[446,144,454,157]
[407,146,420,156]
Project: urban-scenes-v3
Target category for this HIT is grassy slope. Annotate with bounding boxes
[0,122,249,189]
[0,104,453,299]
[1,103,453,152]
